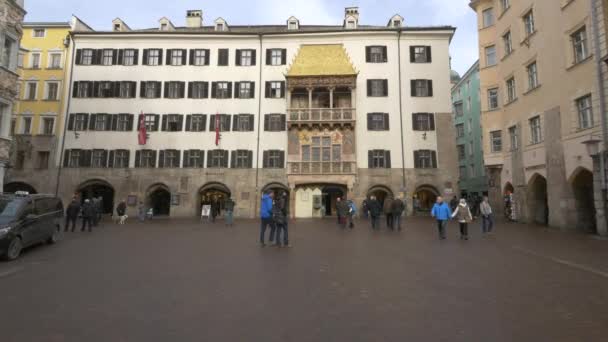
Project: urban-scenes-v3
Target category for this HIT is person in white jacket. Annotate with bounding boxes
[480,196,494,234]
[451,199,473,240]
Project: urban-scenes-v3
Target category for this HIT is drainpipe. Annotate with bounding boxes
[591,0,608,190]
[253,34,263,218]
[55,32,76,197]
[397,30,407,191]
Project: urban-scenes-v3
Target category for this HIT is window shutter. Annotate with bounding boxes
[385,151,391,168]
[154,114,160,131]
[248,114,255,131]
[186,82,192,98]
[189,50,195,65]
[365,46,371,62]
[280,81,286,98]
[108,151,115,168]
[429,114,435,130]
[175,150,181,168]
[367,80,372,97]
[209,115,216,131]
[185,115,191,131]
[92,81,100,98]
[232,115,239,131]
[426,46,432,62]
[112,49,119,65]
[211,82,217,98]
[139,82,146,98]
[68,114,75,131]
[127,114,134,131]
[409,46,415,62]
[265,82,271,98]
[428,80,433,97]
[197,150,204,168]
[280,114,286,131]
[382,80,388,96]
[281,49,287,65]
[412,113,418,131]
[181,49,187,65]
[368,151,373,168]
[130,82,137,98]
[133,49,139,65]
[230,151,237,168]
[161,115,168,131]
[89,114,97,130]
[201,115,208,131]
[63,150,70,167]
[218,49,228,66]
[264,115,270,131]
[234,82,240,99]
[82,150,92,167]
[247,151,253,168]
[75,50,82,65]
[251,50,256,65]
[125,151,131,167]
[163,82,169,98]
[155,82,162,98]
[72,82,79,97]
[166,49,172,65]
[113,82,121,97]
[235,50,241,66]
[142,49,149,65]
[414,151,420,168]
[266,49,272,65]
[94,49,103,65]
[411,80,417,97]
[279,151,285,168]
[178,115,184,131]
[207,151,212,168]
[225,115,231,131]
[183,150,190,168]
[263,151,269,168]
[135,150,141,168]
[158,150,165,168]
[431,151,438,168]
[179,82,185,98]
[227,82,233,98]
[151,150,157,168]
[83,114,89,130]
[382,46,388,62]
[202,82,209,98]
[204,49,210,65]
[223,150,229,168]
[110,115,117,131]
[367,114,372,130]
[250,82,255,99]
[101,150,109,167]
[384,113,390,130]
[158,49,163,65]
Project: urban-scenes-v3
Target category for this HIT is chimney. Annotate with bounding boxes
[186,10,203,28]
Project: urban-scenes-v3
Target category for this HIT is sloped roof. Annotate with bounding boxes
[287,44,357,77]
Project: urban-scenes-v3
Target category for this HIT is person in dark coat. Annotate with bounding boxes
[367,196,382,230]
[383,197,394,230]
[81,199,95,232]
[450,196,459,212]
[65,198,80,232]
[391,195,405,231]
[336,197,349,229]
[273,192,290,247]
[210,198,219,223]
[116,200,127,225]
[224,197,235,226]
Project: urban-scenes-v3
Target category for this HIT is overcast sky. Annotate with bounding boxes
[23,0,478,75]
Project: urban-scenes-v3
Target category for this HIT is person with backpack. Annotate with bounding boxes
[81,199,96,232]
[367,196,382,230]
[259,190,275,247]
[431,196,451,240]
[347,199,357,229]
[273,191,290,247]
[391,195,405,231]
[336,197,349,229]
[452,198,473,240]
[65,198,80,232]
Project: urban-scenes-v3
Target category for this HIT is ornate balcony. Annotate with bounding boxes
[287,108,355,128]
[288,161,356,175]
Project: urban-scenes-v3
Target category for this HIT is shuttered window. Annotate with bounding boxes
[263,150,285,168]
[410,46,432,63]
[412,113,435,131]
[368,150,391,168]
[185,114,207,132]
[411,80,433,97]
[159,149,181,168]
[218,49,229,66]
[231,150,253,168]
[190,49,210,66]
[367,113,389,131]
[109,150,130,168]
[264,114,286,132]
[266,48,287,65]
[164,81,186,99]
[208,150,229,168]
[413,150,437,169]
[365,46,387,63]
[233,114,255,132]
[188,82,209,99]
[183,150,205,168]
[367,79,388,97]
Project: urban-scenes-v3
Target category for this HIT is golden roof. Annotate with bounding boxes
[287,44,357,77]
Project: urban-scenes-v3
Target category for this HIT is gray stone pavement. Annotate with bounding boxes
[1,216,607,342]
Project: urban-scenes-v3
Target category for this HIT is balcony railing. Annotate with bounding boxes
[288,162,356,175]
[287,108,355,126]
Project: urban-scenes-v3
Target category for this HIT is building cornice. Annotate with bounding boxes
[23,22,72,28]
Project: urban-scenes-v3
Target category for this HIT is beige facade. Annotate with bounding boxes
[470,0,605,234]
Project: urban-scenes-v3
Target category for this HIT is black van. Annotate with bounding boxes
[0,192,64,261]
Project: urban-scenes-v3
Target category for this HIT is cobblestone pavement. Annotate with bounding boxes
[1,216,607,342]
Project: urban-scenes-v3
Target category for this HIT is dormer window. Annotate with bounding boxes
[216,23,224,31]
[114,24,121,31]
[393,20,401,27]
[289,21,297,30]
[347,20,356,29]
[161,23,168,31]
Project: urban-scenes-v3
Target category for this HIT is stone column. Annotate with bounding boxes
[286,88,292,109]
[307,87,314,109]
[350,87,356,108]
[593,154,608,236]
[289,184,297,219]
[329,87,334,109]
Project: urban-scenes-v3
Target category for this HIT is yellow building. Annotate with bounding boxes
[7,22,71,193]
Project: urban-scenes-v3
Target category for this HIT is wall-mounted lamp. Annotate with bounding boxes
[74,131,80,140]
[63,35,71,48]
[422,132,427,140]
[581,134,602,157]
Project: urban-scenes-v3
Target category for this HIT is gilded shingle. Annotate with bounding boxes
[287,44,357,77]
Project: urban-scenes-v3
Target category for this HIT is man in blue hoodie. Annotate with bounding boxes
[431,196,452,240]
[259,191,275,247]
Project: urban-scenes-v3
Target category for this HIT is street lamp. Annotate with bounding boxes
[582,135,602,157]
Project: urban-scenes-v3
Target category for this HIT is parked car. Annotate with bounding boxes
[0,192,64,261]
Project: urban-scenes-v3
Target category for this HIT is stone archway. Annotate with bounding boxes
[414,185,440,213]
[570,168,596,233]
[198,182,231,217]
[77,179,115,214]
[146,183,171,217]
[4,182,37,194]
[367,185,394,209]
[527,174,548,225]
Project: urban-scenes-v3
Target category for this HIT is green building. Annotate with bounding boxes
[451,60,487,199]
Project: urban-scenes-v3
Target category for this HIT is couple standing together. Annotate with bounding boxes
[431,196,494,240]
[259,190,290,248]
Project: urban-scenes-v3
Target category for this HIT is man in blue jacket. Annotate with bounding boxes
[259,191,275,247]
[431,196,452,240]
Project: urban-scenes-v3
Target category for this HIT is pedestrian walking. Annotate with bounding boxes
[137,202,145,222]
[452,199,473,240]
[383,196,394,230]
[361,198,369,219]
[391,195,405,231]
[210,198,219,223]
[412,196,420,216]
[81,199,95,232]
[65,198,80,232]
[97,196,104,223]
[116,200,127,225]
[336,197,349,229]
[273,191,290,247]
[347,199,356,229]
[431,196,451,240]
[259,191,275,247]
[224,197,235,226]
[367,196,382,230]
[480,196,494,234]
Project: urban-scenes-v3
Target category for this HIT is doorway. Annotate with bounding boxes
[414,185,439,213]
[367,186,393,209]
[322,185,345,216]
[148,185,171,217]
[78,180,114,214]
[571,168,596,233]
[4,182,37,194]
[527,174,548,225]
[198,183,231,217]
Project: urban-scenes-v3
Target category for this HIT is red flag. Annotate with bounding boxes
[138,112,147,145]
[215,113,221,146]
